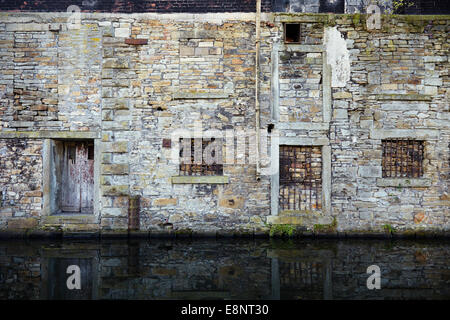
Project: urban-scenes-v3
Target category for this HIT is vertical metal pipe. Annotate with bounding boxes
[255,0,261,179]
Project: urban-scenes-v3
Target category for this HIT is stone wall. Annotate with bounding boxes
[0,139,42,230]
[0,12,448,236]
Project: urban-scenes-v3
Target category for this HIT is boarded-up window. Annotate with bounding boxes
[179,38,224,93]
[54,141,94,214]
[279,146,322,211]
[179,138,223,176]
[382,140,424,178]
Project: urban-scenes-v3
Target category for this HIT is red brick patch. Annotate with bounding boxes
[125,38,148,45]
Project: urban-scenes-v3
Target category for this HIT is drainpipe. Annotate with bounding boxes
[255,0,261,180]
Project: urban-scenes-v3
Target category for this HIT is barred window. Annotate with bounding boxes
[279,146,322,211]
[382,140,424,178]
[179,138,223,176]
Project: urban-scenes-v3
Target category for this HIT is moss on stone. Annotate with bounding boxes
[269,224,295,238]
[313,217,337,233]
[383,224,395,234]
[352,13,361,27]
[175,228,193,236]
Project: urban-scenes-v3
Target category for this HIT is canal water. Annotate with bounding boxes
[0,239,449,300]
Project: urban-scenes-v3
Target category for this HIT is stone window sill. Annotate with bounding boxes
[376,178,431,188]
[171,176,229,184]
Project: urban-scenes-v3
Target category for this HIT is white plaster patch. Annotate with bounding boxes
[324,27,350,88]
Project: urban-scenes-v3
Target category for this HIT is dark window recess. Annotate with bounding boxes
[279,146,322,211]
[319,0,345,13]
[395,0,450,14]
[382,140,424,178]
[68,145,76,162]
[285,23,301,43]
[179,138,223,176]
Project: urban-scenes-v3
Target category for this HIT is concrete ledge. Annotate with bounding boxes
[376,178,432,187]
[173,92,230,99]
[171,176,229,184]
[0,131,101,139]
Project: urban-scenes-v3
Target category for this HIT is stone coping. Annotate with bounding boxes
[171,176,229,184]
[376,178,432,187]
[2,12,448,24]
[0,131,101,139]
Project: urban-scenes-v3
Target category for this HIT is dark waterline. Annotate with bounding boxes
[0,239,449,300]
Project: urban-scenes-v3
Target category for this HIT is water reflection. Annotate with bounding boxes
[0,239,449,300]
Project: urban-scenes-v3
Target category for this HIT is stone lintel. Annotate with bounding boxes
[275,14,329,23]
[376,178,432,187]
[370,129,440,140]
[279,137,329,146]
[171,176,229,184]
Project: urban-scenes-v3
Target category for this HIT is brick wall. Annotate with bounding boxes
[0,0,273,13]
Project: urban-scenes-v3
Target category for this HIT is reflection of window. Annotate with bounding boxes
[47,258,93,300]
[279,146,322,211]
[382,140,424,178]
[179,138,223,176]
[284,23,301,43]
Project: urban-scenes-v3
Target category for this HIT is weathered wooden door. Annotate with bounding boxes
[60,142,94,213]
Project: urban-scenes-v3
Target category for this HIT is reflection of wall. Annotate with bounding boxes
[0,240,449,300]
